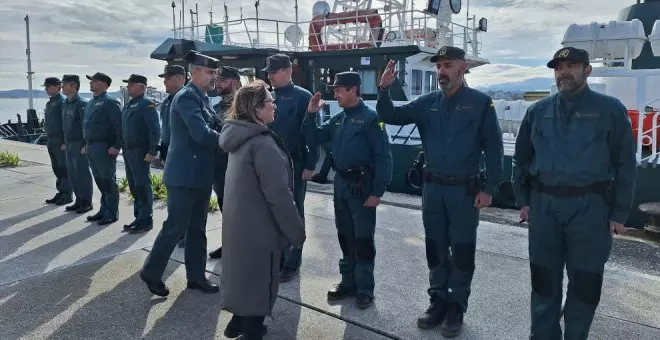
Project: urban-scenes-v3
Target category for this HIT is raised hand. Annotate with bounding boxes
[379,59,398,88]
[307,92,324,113]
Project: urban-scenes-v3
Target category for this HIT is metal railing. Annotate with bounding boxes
[172,9,484,57]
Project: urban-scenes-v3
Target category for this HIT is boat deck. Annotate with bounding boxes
[1,139,659,339]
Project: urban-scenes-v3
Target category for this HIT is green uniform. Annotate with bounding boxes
[512,86,637,339]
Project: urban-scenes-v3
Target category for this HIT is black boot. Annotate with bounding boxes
[209,246,222,258]
[417,297,448,329]
[76,202,93,214]
[327,284,355,301]
[45,193,62,204]
[55,195,73,206]
[223,315,244,338]
[440,301,464,338]
[87,210,104,221]
[65,201,81,211]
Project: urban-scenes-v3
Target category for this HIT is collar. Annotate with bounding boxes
[274,82,294,92]
[65,94,81,103]
[343,100,366,116]
[93,91,107,99]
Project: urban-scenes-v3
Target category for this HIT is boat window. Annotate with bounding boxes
[411,69,423,96]
[357,69,377,94]
[425,71,437,93]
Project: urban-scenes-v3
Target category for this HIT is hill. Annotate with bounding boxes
[0,89,121,99]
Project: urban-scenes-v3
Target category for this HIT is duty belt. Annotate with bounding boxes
[423,171,470,186]
[529,179,610,198]
[336,166,370,181]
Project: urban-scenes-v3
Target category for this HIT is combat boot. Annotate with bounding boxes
[65,201,81,212]
[327,284,354,301]
[75,202,93,214]
[45,193,62,204]
[55,195,73,206]
[417,297,448,329]
[440,301,464,337]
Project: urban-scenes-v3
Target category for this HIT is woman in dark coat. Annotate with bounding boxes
[218,80,306,339]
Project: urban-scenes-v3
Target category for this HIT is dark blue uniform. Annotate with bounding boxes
[377,85,503,312]
[62,94,93,209]
[83,91,122,222]
[211,95,232,210]
[44,92,72,203]
[269,82,316,273]
[159,94,173,162]
[512,86,637,339]
[141,82,220,284]
[121,94,161,227]
[304,99,392,299]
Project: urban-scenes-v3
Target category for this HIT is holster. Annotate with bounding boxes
[337,166,372,196]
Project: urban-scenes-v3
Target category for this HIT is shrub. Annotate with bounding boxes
[0,150,20,167]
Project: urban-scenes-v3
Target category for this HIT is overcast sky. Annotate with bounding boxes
[0,0,626,91]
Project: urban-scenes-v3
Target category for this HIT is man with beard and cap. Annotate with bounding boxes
[158,65,187,164]
[42,77,73,206]
[303,71,393,309]
[120,74,161,234]
[376,46,503,336]
[512,47,636,340]
[140,50,222,297]
[83,72,123,225]
[207,65,242,259]
[61,75,94,213]
[264,53,318,282]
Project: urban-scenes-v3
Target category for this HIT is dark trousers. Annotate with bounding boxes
[123,148,153,222]
[87,143,119,219]
[528,191,612,340]
[142,186,212,282]
[422,183,479,312]
[333,176,377,298]
[281,159,307,270]
[47,142,71,197]
[65,141,93,203]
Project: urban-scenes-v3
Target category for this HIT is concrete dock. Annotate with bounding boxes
[1,139,659,339]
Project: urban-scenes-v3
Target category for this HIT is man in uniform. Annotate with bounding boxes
[158,65,187,164]
[208,65,242,259]
[304,72,392,309]
[263,53,317,282]
[61,75,94,214]
[140,51,221,297]
[120,74,161,233]
[376,46,503,337]
[83,72,123,225]
[42,77,73,206]
[512,47,636,339]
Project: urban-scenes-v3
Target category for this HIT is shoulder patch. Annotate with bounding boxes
[489,99,495,108]
[378,121,385,130]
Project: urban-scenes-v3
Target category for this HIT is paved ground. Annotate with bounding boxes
[1,139,660,340]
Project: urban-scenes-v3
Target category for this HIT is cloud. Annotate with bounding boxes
[0,0,635,92]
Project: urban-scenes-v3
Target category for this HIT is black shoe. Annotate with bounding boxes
[129,220,153,234]
[98,216,118,225]
[223,315,268,339]
[123,220,137,231]
[187,279,219,293]
[87,211,103,221]
[209,247,222,259]
[45,193,62,204]
[76,203,93,214]
[65,202,81,211]
[356,294,373,309]
[279,268,298,282]
[327,284,355,301]
[55,196,73,206]
[417,298,448,329]
[440,301,464,338]
[139,271,169,297]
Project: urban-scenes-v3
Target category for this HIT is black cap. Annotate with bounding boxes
[430,46,466,63]
[42,77,61,87]
[61,75,80,83]
[217,66,241,80]
[547,47,590,68]
[86,72,112,86]
[184,50,220,69]
[123,74,148,85]
[327,72,361,88]
[158,65,186,78]
[262,54,292,72]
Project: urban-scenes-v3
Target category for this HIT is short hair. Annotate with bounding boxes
[227,79,271,124]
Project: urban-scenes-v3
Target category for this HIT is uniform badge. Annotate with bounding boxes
[439,46,447,55]
[378,121,385,130]
[558,49,569,58]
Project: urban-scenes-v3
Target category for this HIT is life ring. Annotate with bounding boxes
[308,9,385,51]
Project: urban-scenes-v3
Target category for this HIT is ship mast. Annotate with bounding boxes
[24,14,34,111]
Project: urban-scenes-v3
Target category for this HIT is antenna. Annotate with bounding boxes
[254,0,260,46]
[171,1,177,38]
[24,14,34,111]
[312,1,331,16]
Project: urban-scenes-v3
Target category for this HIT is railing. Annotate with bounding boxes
[172,9,484,57]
